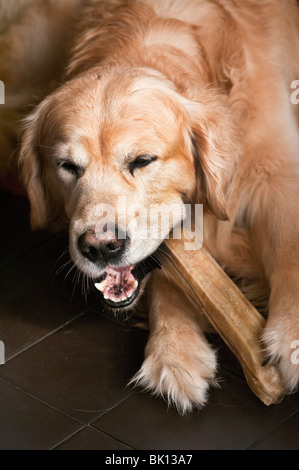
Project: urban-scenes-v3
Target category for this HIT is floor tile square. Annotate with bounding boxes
[249,411,299,449]
[0,269,87,360]
[0,379,81,450]
[0,311,148,423]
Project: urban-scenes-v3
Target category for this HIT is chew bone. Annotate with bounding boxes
[161,237,286,405]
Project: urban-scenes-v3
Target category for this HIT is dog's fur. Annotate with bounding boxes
[18,0,299,413]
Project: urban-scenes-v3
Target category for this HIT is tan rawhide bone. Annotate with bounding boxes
[161,236,286,406]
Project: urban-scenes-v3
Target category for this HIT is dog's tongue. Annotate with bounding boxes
[94,265,138,303]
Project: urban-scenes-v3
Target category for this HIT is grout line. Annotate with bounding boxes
[245,408,299,450]
[86,392,135,424]
[49,425,87,450]
[0,376,86,426]
[3,310,89,363]
[87,425,135,450]
[84,393,137,448]
[0,374,135,450]
[50,424,134,450]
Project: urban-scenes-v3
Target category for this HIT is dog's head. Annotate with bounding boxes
[20,67,238,309]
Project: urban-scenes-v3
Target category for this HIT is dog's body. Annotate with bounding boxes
[19,0,299,413]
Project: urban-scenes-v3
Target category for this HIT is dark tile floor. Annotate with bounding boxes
[0,190,299,450]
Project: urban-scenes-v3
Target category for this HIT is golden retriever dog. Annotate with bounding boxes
[19,0,299,413]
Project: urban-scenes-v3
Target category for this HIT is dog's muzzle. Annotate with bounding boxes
[77,226,161,308]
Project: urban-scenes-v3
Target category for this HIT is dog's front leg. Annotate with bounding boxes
[131,269,217,414]
[244,142,299,393]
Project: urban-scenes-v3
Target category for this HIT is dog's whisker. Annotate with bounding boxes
[81,272,91,302]
[70,268,83,300]
[55,259,73,277]
[63,262,77,281]
[156,244,176,263]
[55,247,71,266]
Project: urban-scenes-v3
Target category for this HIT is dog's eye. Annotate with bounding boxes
[129,154,158,176]
[57,160,85,178]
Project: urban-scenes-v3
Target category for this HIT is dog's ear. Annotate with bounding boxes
[183,94,239,221]
[19,100,60,230]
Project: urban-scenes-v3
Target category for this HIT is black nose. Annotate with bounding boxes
[78,227,127,263]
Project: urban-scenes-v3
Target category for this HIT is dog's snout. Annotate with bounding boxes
[78,227,127,263]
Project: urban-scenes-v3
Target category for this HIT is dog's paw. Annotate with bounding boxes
[130,332,218,414]
[263,319,299,392]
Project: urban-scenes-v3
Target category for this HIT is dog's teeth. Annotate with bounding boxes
[94,280,107,292]
[114,295,126,303]
[125,289,134,300]
[129,279,138,290]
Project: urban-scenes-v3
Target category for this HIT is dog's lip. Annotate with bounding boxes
[94,255,161,309]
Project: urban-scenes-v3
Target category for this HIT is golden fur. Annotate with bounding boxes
[19,0,299,413]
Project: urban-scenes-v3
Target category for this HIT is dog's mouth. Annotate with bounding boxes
[94,256,161,309]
